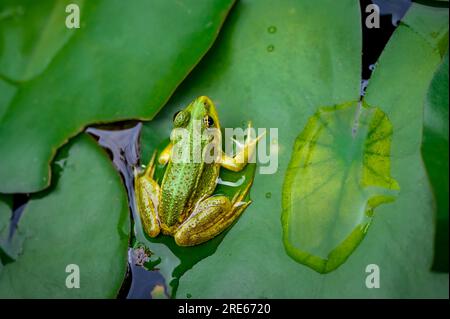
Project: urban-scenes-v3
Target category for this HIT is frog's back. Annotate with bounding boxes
[159,162,200,229]
[159,160,219,232]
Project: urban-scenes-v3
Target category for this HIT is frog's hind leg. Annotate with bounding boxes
[134,151,161,238]
[174,182,252,246]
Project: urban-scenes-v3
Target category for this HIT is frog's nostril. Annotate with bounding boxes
[198,96,212,108]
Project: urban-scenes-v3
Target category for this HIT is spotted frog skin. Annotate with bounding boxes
[134,96,262,246]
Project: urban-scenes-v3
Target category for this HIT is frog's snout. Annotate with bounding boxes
[196,96,219,128]
[197,96,214,109]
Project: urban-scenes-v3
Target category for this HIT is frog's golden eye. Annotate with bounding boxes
[204,115,214,128]
[173,110,190,127]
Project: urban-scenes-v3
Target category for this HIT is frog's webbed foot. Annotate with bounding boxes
[134,151,160,238]
[221,121,265,172]
[174,182,252,246]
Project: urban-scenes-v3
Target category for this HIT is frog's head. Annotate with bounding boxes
[172,96,220,131]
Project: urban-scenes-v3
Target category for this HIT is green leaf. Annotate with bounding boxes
[0,78,16,118]
[0,223,25,266]
[0,195,12,232]
[0,134,130,298]
[0,195,14,266]
[166,1,448,298]
[282,102,399,274]
[421,51,449,272]
[402,1,449,55]
[138,0,365,298]
[362,0,449,288]
[0,0,81,82]
[0,197,25,265]
[0,0,235,193]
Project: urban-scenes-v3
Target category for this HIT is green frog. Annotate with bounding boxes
[134,96,262,246]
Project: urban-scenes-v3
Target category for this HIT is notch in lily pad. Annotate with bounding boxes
[0,196,25,266]
[282,101,400,274]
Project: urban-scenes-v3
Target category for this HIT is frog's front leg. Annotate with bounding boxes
[174,183,252,246]
[158,142,173,165]
[221,122,265,172]
[134,152,161,237]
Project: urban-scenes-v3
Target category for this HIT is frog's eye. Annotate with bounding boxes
[173,110,190,127]
[173,111,181,121]
[204,115,214,128]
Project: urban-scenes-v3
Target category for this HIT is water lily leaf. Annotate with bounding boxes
[282,102,399,274]
[362,1,449,290]
[421,51,449,272]
[0,0,235,193]
[401,1,449,55]
[0,0,82,82]
[0,203,25,265]
[138,0,364,298]
[0,134,130,298]
[0,78,16,118]
[170,1,448,298]
[0,223,25,266]
[0,195,13,265]
[0,195,11,231]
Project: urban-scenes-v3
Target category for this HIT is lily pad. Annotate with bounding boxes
[401,1,449,56]
[0,78,16,118]
[282,102,399,273]
[0,134,130,298]
[0,0,235,193]
[169,1,448,298]
[0,195,11,232]
[141,0,363,298]
[421,51,449,272]
[0,201,25,265]
[0,0,82,82]
[0,195,13,265]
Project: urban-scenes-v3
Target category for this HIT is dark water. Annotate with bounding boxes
[88,123,176,299]
[360,0,404,94]
[86,123,149,298]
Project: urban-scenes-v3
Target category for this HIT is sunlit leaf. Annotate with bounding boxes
[282,102,399,273]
